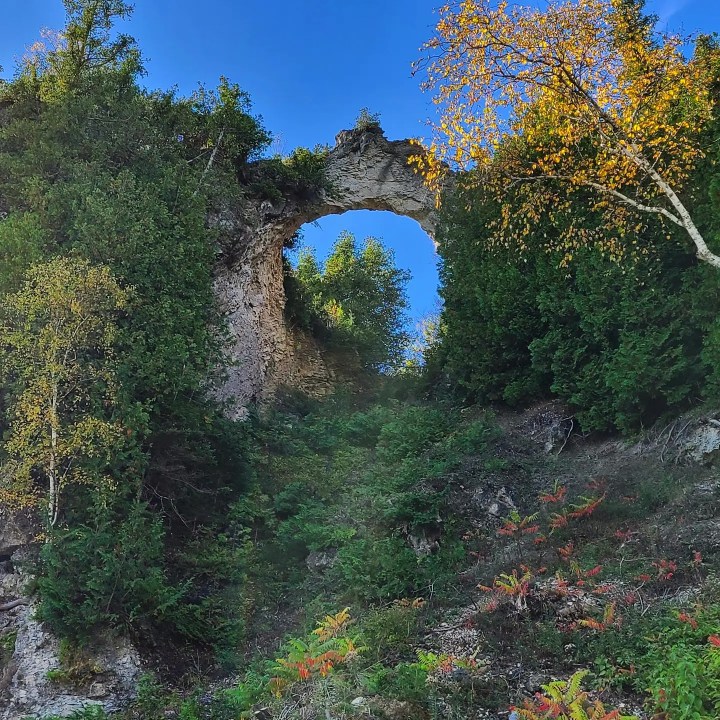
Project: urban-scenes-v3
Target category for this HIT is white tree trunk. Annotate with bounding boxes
[48,384,59,528]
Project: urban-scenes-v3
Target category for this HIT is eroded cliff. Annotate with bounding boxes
[213,126,439,417]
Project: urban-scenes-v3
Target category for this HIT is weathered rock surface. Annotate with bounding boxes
[214,126,440,417]
[680,418,720,463]
[0,510,34,556]
[0,604,141,720]
[0,512,140,719]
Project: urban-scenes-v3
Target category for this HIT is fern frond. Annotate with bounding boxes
[565,670,590,700]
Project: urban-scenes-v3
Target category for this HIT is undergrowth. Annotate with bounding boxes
[40,387,719,720]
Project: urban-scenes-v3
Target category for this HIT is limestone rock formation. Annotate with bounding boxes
[213,126,440,417]
[1,604,141,720]
[0,512,141,720]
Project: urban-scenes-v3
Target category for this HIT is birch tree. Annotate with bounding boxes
[415,0,720,267]
[0,258,129,528]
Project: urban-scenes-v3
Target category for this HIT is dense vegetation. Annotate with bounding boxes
[37,392,720,720]
[431,42,720,433]
[434,164,720,432]
[0,0,318,652]
[285,231,410,372]
[0,0,413,665]
[0,2,719,720]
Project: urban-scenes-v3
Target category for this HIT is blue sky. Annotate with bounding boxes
[1,0,717,324]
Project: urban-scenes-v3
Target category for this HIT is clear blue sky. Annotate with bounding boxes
[1,0,717,325]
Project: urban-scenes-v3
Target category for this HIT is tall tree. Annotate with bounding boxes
[415,0,720,267]
[294,232,411,371]
[21,0,138,96]
[0,258,131,527]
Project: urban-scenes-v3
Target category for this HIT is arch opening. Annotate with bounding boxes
[287,210,440,330]
[215,127,443,417]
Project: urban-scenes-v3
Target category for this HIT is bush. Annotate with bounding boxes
[435,163,719,432]
[354,108,381,132]
[37,499,183,640]
[640,604,720,719]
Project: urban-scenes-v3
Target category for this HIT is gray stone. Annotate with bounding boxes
[213,127,447,418]
[305,549,337,572]
[0,511,34,556]
[0,604,142,720]
[681,420,720,463]
[408,534,439,557]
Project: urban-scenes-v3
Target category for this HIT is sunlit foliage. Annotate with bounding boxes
[0,258,131,527]
[416,0,720,267]
[290,232,411,372]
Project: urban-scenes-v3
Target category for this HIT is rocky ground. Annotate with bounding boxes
[1,402,719,719]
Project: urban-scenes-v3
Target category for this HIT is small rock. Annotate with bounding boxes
[408,534,439,557]
[524,672,546,692]
[305,549,337,572]
[681,421,720,463]
[87,682,109,699]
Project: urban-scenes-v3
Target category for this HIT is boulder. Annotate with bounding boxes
[0,604,142,720]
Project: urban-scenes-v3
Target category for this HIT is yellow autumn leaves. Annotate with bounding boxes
[414,0,718,266]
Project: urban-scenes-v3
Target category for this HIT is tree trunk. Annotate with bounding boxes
[48,383,59,528]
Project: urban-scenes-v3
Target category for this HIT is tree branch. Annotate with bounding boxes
[193,130,225,198]
[581,181,684,227]
[510,173,683,226]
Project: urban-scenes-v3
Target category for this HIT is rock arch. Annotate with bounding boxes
[213,127,439,418]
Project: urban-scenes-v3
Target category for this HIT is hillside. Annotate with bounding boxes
[1,2,720,719]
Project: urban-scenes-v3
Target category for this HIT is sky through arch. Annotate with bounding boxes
[289,211,441,330]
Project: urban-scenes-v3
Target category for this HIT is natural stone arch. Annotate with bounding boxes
[213,126,439,418]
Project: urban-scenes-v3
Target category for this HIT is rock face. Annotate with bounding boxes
[0,512,141,719]
[0,604,141,720]
[680,419,720,463]
[214,126,439,417]
[0,509,34,557]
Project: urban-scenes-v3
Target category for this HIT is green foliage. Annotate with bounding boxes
[353,107,381,131]
[269,608,364,696]
[190,76,271,167]
[249,145,330,204]
[515,670,638,719]
[36,498,184,639]
[0,631,16,673]
[358,603,421,664]
[288,231,411,371]
[365,661,429,704]
[640,604,720,719]
[45,638,106,687]
[375,405,453,463]
[0,213,48,295]
[282,145,330,188]
[42,706,110,720]
[0,258,134,526]
[245,397,497,605]
[0,2,265,648]
[436,169,719,431]
[20,0,138,99]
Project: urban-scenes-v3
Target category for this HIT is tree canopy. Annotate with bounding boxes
[416,0,720,267]
[291,232,411,372]
[0,258,131,527]
[21,0,138,97]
